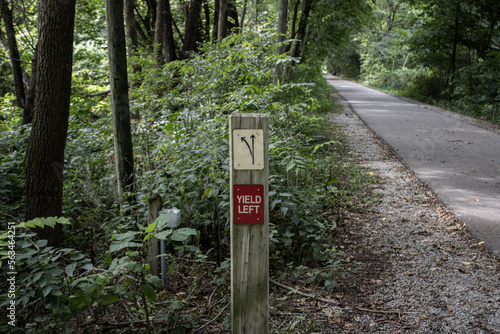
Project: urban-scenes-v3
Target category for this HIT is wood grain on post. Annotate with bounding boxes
[147,193,162,276]
[230,113,269,333]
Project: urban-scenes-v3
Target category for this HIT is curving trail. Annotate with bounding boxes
[327,75,500,257]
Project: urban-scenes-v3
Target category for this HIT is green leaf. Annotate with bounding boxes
[99,293,119,306]
[145,221,157,234]
[171,228,198,242]
[286,160,296,172]
[280,206,289,216]
[36,239,48,248]
[141,283,156,302]
[109,241,143,253]
[154,211,174,230]
[146,275,162,288]
[164,123,174,132]
[112,231,140,241]
[168,261,175,275]
[153,230,172,240]
[271,199,282,210]
[42,285,53,297]
[65,262,77,277]
[43,217,56,228]
[50,268,64,276]
[70,253,86,261]
[82,263,93,270]
[56,217,71,225]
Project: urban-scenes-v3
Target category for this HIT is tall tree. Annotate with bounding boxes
[182,0,203,58]
[24,0,76,246]
[124,0,138,55]
[239,0,248,33]
[1,0,27,121]
[162,0,178,62]
[154,0,166,64]
[276,0,288,55]
[290,0,313,60]
[213,0,219,42]
[227,1,239,33]
[217,0,228,41]
[105,0,136,203]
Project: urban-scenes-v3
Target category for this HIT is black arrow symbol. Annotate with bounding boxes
[241,135,255,164]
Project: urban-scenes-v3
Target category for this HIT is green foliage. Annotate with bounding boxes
[0,215,201,332]
[0,218,92,332]
[0,100,28,223]
[0,14,377,332]
[352,0,499,123]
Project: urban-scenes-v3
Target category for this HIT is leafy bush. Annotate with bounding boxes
[0,28,377,332]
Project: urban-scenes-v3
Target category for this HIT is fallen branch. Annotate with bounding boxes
[357,307,419,315]
[270,278,339,305]
[192,301,230,333]
[85,90,110,97]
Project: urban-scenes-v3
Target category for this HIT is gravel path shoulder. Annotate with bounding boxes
[329,94,500,333]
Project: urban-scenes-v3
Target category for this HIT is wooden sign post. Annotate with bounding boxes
[230,113,269,333]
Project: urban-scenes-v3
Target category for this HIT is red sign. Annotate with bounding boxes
[233,184,264,225]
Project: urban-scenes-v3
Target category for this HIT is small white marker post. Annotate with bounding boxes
[230,113,269,333]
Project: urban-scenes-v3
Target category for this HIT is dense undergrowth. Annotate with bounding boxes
[0,31,375,332]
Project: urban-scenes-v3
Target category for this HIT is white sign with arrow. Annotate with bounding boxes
[232,129,264,170]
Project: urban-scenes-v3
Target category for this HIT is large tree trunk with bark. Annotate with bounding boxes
[124,0,138,55]
[217,0,228,41]
[154,0,166,64]
[163,0,178,62]
[227,1,239,33]
[239,0,248,33]
[154,0,177,63]
[105,0,136,203]
[1,1,26,117]
[213,0,219,42]
[287,0,300,54]
[24,47,37,125]
[290,0,313,61]
[182,0,203,58]
[276,0,288,55]
[24,0,76,246]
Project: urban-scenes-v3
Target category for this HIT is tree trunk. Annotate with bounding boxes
[276,0,288,55]
[276,0,288,82]
[227,1,239,33]
[213,0,219,42]
[163,0,178,62]
[203,0,210,42]
[24,47,37,125]
[154,0,166,64]
[24,0,76,247]
[239,0,248,33]
[217,0,228,41]
[1,1,26,115]
[290,0,312,60]
[286,0,300,53]
[105,0,136,203]
[449,3,460,95]
[124,0,138,55]
[182,0,203,58]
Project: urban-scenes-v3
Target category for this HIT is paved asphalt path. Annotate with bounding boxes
[326,75,500,257]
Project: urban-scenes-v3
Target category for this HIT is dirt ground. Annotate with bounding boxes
[306,95,500,333]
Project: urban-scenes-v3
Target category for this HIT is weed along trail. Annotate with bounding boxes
[326,75,500,257]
